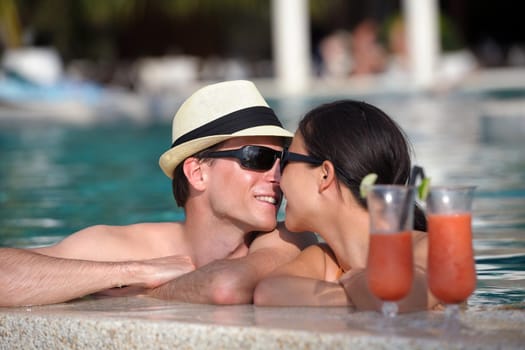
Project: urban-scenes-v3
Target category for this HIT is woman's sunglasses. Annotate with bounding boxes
[281,149,351,184]
[279,150,322,173]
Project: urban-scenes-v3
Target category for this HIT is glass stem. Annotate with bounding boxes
[382,301,398,318]
[445,303,460,319]
[443,303,462,332]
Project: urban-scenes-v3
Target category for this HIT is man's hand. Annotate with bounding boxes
[147,254,256,304]
[129,255,195,289]
[95,255,195,297]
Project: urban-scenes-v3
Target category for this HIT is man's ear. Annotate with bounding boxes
[183,157,207,191]
[319,160,336,192]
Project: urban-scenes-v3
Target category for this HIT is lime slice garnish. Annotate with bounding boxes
[418,177,431,200]
[360,173,378,198]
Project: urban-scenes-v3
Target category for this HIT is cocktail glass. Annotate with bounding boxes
[366,185,416,318]
[426,186,476,324]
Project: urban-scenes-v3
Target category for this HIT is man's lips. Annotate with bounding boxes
[255,195,278,205]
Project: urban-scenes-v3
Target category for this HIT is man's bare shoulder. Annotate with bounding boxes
[250,222,318,252]
[32,222,186,261]
[276,221,319,248]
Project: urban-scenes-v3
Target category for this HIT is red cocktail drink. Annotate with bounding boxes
[366,185,416,317]
[368,231,414,301]
[426,185,476,322]
[428,213,476,304]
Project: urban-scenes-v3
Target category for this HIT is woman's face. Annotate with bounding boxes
[280,132,320,233]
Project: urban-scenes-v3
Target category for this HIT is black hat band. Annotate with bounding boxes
[171,106,283,148]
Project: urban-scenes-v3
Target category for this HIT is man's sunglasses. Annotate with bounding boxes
[201,145,283,171]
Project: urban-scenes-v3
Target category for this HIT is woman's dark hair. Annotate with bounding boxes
[298,100,426,231]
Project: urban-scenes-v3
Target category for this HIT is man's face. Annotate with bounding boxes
[203,136,285,233]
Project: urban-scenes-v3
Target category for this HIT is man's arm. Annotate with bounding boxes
[148,223,318,304]
[0,224,195,307]
[0,248,194,307]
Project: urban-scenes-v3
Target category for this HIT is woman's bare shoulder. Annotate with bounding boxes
[297,243,341,281]
[412,230,427,244]
[412,230,428,267]
[263,242,325,279]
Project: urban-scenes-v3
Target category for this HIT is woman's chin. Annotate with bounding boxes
[284,218,303,233]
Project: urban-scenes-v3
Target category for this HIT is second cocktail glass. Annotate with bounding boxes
[426,186,477,321]
[366,185,416,318]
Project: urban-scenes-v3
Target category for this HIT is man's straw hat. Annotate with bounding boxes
[159,80,293,179]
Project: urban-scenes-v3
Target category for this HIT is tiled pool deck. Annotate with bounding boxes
[1,296,523,349]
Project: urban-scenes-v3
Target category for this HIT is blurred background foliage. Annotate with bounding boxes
[0,0,433,62]
[1,0,523,81]
[2,0,330,61]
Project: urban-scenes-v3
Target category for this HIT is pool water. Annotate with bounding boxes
[0,93,524,307]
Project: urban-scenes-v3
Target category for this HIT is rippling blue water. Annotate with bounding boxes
[0,93,524,307]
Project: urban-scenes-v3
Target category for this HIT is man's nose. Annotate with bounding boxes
[265,158,281,182]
